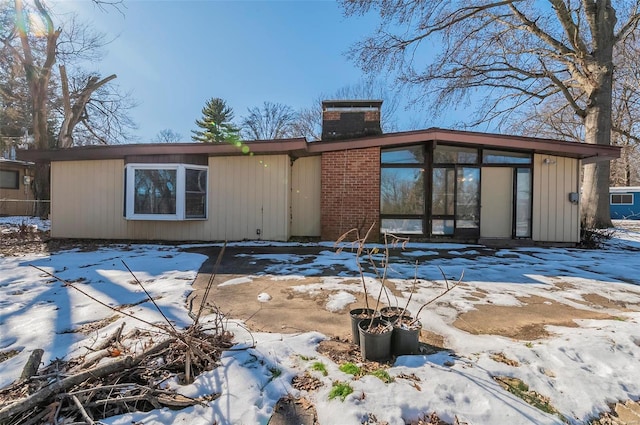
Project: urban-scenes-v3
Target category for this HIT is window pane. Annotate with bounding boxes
[432,168,455,215]
[434,145,478,164]
[380,168,424,214]
[515,168,532,237]
[611,194,633,205]
[483,150,531,164]
[456,168,479,228]
[134,169,177,214]
[381,218,423,234]
[381,146,424,164]
[185,168,207,218]
[0,170,19,189]
[432,219,454,235]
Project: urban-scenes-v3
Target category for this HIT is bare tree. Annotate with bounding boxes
[342,0,640,228]
[153,129,182,143]
[1,0,133,216]
[61,70,138,146]
[241,101,297,140]
[510,38,640,187]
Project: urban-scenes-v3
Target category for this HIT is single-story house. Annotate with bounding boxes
[17,100,620,245]
[610,186,640,220]
[0,158,35,216]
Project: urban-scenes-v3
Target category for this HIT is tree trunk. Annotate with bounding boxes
[582,91,614,228]
[33,163,50,218]
[580,3,616,230]
[15,0,60,218]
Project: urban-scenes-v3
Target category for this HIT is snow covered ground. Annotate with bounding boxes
[1,217,640,424]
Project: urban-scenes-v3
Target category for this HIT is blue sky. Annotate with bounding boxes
[51,0,454,142]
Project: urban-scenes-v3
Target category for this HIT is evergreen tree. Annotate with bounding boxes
[191,97,239,143]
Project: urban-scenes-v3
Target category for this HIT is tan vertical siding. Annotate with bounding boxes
[532,154,580,243]
[51,155,291,241]
[51,160,127,239]
[207,155,290,241]
[291,156,321,236]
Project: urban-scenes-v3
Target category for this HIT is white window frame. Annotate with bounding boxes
[610,193,634,206]
[125,163,208,221]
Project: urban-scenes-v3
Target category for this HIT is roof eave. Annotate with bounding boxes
[16,138,310,162]
[15,128,621,163]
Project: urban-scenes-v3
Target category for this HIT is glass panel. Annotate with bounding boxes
[483,150,531,164]
[433,145,478,164]
[515,168,532,237]
[381,145,424,164]
[456,168,480,228]
[380,168,424,214]
[432,219,454,235]
[134,169,177,215]
[185,168,207,218]
[432,168,455,215]
[0,170,19,189]
[611,194,633,205]
[381,218,423,234]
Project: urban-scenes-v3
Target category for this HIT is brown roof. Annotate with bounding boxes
[17,128,620,164]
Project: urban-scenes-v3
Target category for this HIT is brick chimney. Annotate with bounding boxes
[321,100,383,141]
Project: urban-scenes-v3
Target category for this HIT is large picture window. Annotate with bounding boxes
[125,164,207,220]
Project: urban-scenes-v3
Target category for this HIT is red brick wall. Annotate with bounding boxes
[323,111,341,121]
[364,110,380,122]
[321,147,380,242]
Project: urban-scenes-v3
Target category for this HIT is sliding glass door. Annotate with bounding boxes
[431,166,480,237]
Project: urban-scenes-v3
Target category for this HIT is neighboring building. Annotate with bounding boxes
[610,187,640,220]
[0,158,35,216]
[17,100,620,245]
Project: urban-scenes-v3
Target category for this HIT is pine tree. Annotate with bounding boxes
[191,97,239,143]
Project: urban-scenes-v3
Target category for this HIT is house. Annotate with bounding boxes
[0,158,35,216]
[17,100,620,245]
[610,187,640,220]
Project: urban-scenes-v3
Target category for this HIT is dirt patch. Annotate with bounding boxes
[581,293,637,311]
[453,295,616,340]
[316,339,362,364]
[190,273,373,339]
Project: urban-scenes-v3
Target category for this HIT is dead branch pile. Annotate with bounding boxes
[0,322,234,425]
[0,245,234,424]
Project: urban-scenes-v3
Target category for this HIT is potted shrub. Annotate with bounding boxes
[336,224,407,349]
[358,317,393,361]
[349,307,379,345]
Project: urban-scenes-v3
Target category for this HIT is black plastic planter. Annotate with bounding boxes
[358,318,393,362]
[380,306,412,326]
[349,308,379,345]
[392,319,421,356]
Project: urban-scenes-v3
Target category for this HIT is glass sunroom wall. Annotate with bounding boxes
[380,145,426,235]
[431,145,480,237]
[431,167,455,235]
